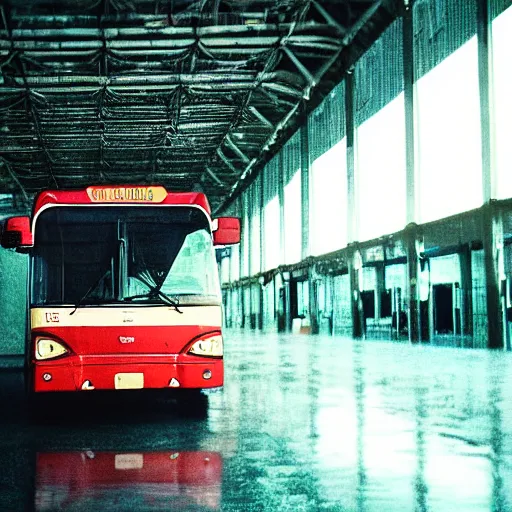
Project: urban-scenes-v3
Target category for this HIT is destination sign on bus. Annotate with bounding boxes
[86,186,167,203]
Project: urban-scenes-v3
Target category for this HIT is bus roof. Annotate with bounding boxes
[33,186,211,217]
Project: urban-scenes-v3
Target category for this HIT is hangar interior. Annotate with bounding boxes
[1,1,512,511]
[1,0,512,354]
[218,0,512,351]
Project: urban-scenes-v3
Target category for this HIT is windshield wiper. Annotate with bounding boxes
[124,287,183,314]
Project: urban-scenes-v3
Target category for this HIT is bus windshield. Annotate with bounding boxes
[31,206,221,307]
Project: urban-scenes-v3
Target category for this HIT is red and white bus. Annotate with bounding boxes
[1,185,240,394]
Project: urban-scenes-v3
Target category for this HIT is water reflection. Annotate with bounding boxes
[3,331,512,511]
[0,383,224,511]
[414,386,429,512]
[488,357,505,512]
[35,450,222,511]
[224,333,512,511]
[353,342,367,512]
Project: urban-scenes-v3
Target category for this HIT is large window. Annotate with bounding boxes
[31,206,220,307]
[282,132,302,265]
[354,18,404,240]
[241,202,250,277]
[229,242,240,281]
[250,179,262,275]
[493,6,512,199]
[264,195,280,270]
[308,82,346,255]
[412,0,480,220]
[262,156,281,271]
[311,140,347,255]
[284,170,302,264]
[357,93,406,240]
[416,37,481,221]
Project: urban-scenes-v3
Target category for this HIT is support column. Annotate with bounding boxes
[459,243,473,343]
[403,3,421,343]
[345,70,363,338]
[478,0,495,204]
[375,262,385,323]
[285,278,292,332]
[403,0,417,225]
[345,72,357,245]
[278,152,290,331]
[404,223,421,343]
[278,152,286,265]
[259,173,265,330]
[238,196,245,328]
[300,123,310,259]
[478,0,503,348]
[247,188,254,329]
[301,121,317,333]
[482,205,504,348]
[309,274,319,334]
[348,244,364,339]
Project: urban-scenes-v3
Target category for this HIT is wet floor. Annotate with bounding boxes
[1,330,512,511]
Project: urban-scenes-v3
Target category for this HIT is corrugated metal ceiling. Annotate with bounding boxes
[0,0,399,213]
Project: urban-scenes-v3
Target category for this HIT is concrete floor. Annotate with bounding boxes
[1,330,511,511]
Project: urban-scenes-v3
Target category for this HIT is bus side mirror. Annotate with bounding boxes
[1,216,33,249]
[213,217,241,246]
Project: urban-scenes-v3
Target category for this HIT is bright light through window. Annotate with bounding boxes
[311,140,347,255]
[242,214,249,277]
[284,170,301,264]
[220,254,230,283]
[250,211,260,274]
[264,196,280,270]
[230,243,240,281]
[416,36,482,222]
[357,93,406,241]
[493,6,512,199]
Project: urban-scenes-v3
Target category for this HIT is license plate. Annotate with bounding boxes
[114,373,144,389]
[115,453,144,470]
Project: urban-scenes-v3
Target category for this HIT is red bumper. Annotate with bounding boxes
[33,358,223,392]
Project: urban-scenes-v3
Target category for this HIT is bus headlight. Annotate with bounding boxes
[188,334,223,357]
[35,338,69,360]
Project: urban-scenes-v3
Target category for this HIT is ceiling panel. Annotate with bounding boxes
[0,0,398,213]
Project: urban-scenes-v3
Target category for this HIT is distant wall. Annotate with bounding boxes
[0,249,27,355]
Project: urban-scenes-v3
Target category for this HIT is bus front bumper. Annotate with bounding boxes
[32,359,223,392]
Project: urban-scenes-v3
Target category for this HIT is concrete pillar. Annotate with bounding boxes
[300,123,310,260]
[345,68,363,339]
[259,173,265,330]
[348,244,364,339]
[459,244,473,341]
[259,281,264,331]
[402,2,422,344]
[238,196,245,328]
[404,223,421,343]
[277,152,290,331]
[403,0,418,226]
[375,262,385,323]
[345,72,357,245]
[301,121,317,333]
[482,204,504,348]
[286,279,292,332]
[478,0,503,348]
[309,273,319,334]
[278,152,286,266]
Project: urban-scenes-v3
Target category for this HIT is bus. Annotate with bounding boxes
[0,185,240,394]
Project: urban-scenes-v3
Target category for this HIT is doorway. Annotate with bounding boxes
[433,283,454,334]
